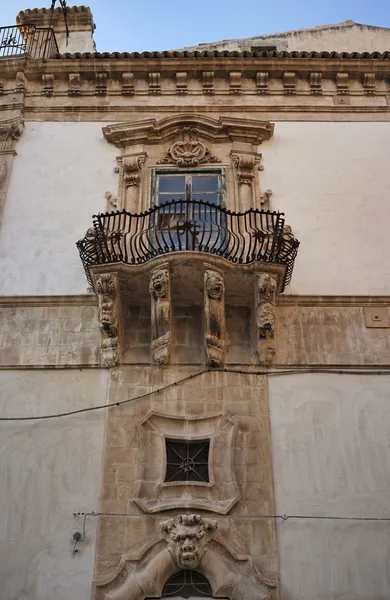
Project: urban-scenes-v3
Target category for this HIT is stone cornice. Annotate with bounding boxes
[103,115,274,148]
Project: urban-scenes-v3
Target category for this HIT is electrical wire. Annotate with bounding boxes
[1,366,390,421]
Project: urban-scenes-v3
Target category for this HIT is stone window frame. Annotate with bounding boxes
[134,411,240,514]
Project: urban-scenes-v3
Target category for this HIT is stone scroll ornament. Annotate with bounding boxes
[96,273,119,367]
[96,514,271,600]
[149,268,171,365]
[204,269,228,367]
[256,273,277,366]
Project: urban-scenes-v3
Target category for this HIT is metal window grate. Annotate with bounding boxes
[161,570,213,598]
[165,439,210,483]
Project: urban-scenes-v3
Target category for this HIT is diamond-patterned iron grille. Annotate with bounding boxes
[165,439,210,483]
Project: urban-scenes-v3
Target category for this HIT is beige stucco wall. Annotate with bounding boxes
[0,122,117,296]
[269,374,390,600]
[0,369,108,600]
[1,121,389,297]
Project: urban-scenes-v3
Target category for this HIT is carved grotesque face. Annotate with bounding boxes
[96,275,117,335]
[149,270,169,299]
[206,271,224,300]
[160,514,217,569]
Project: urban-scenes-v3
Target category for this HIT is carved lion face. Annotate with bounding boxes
[205,271,224,300]
[160,514,217,569]
[149,269,169,299]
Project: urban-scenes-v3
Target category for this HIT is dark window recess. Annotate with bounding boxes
[250,45,277,52]
[165,439,210,483]
[161,570,213,598]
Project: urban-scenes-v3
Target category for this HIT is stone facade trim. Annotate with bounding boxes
[134,411,240,513]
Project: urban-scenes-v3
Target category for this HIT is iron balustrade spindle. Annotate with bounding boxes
[77,200,299,291]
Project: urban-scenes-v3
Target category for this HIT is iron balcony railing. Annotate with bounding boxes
[77,200,300,291]
[0,25,58,59]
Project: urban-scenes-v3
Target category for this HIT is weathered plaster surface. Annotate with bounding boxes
[269,374,390,599]
[0,369,108,600]
[0,122,117,296]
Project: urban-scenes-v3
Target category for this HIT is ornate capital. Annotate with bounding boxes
[158,127,220,167]
[0,117,24,154]
[121,153,147,187]
[231,151,261,185]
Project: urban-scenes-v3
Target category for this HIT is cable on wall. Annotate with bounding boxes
[1,366,390,421]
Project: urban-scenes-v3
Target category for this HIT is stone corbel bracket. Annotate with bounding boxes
[95,272,122,367]
[204,267,228,367]
[255,273,277,367]
[94,513,273,600]
[149,266,171,365]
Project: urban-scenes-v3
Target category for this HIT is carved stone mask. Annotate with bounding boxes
[160,514,217,569]
[96,275,117,334]
[205,271,224,300]
[149,269,169,299]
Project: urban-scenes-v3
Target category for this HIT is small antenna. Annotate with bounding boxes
[49,0,70,46]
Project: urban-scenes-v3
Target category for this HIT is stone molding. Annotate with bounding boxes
[149,266,171,365]
[95,514,272,600]
[103,114,274,148]
[134,411,240,513]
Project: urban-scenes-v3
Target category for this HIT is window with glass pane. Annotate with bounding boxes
[154,171,224,251]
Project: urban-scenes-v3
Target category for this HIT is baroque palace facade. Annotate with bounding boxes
[1,6,390,600]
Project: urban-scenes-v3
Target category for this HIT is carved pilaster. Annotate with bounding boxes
[96,273,121,367]
[118,152,147,211]
[149,267,171,365]
[0,117,24,228]
[255,273,277,367]
[231,151,261,211]
[204,269,228,367]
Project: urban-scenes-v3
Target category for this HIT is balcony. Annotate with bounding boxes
[77,200,299,291]
[0,25,58,59]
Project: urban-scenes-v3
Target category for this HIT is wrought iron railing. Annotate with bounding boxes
[0,25,58,59]
[77,200,300,290]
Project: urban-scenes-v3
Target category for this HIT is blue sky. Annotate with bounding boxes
[1,0,390,52]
